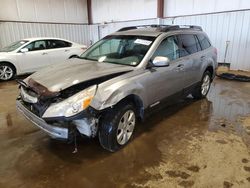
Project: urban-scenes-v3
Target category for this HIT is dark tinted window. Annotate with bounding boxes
[178,34,200,56]
[152,35,180,61]
[47,40,72,49]
[197,34,211,50]
[195,35,202,51]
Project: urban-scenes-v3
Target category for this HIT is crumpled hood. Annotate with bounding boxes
[26,58,134,92]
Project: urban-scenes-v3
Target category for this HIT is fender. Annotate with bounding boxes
[199,56,216,79]
[91,79,146,111]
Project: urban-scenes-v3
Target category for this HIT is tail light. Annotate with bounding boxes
[81,45,87,51]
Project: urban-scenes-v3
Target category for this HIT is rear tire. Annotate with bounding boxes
[0,63,16,81]
[192,71,211,99]
[98,102,137,152]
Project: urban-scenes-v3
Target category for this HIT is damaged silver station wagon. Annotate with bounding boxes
[17,25,217,152]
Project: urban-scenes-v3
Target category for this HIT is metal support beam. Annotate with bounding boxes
[157,0,164,18]
[87,0,93,24]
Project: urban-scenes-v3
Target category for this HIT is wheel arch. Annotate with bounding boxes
[205,65,214,78]
[69,55,78,59]
[114,94,144,120]
[0,61,17,74]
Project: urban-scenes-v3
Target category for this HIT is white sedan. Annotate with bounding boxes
[0,37,87,81]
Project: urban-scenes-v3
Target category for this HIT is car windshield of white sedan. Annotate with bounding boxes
[0,40,29,52]
[80,35,155,66]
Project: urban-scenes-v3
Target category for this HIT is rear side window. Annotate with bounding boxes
[197,34,211,50]
[47,40,72,49]
[177,34,200,57]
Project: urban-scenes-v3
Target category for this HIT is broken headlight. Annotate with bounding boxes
[42,85,97,118]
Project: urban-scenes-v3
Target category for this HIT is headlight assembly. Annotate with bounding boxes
[42,85,97,118]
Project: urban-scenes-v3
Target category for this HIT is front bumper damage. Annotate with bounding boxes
[16,78,100,140]
[16,99,98,140]
[17,100,69,139]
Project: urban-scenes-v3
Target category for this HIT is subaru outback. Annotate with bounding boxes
[16,25,217,152]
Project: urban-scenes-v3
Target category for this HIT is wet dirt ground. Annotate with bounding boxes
[0,78,250,188]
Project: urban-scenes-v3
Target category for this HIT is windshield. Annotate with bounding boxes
[0,40,29,52]
[80,35,155,66]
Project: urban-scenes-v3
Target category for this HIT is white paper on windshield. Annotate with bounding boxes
[134,39,152,46]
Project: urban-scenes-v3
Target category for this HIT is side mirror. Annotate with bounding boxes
[152,56,170,67]
[20,48,29,53]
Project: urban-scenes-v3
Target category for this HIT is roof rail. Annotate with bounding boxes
[117,25,170,32]
[117,25,202,32]
[162,25,203,32]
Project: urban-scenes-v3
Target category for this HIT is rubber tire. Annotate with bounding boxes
[0,63,16,81]
[98,102,136,152]
[192,71,212,99]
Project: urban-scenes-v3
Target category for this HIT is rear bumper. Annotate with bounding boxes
[16,100,69,140]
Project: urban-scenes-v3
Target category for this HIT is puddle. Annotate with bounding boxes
[0,78,250,187]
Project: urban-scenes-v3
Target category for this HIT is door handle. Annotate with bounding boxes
[177,64,184,68]
[65,49,70,52]
[175,64,184,71]
[42,52,48,55]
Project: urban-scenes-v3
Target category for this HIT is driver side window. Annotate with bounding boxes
[152,35,180,61]
[23,40,47,52]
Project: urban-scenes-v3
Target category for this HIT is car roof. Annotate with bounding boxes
[111,25,204,37]
[22,37,72,42]
[112,28,163,37]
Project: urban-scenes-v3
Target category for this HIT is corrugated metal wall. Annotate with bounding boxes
[92,0,157,23]
[0,11,249,71]
[162,10,250,71]
[98,18,159,38]
[0,0,88,24]
[164,0,250,17]
[0,22,99,48]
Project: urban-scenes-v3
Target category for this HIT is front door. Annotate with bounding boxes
[17,40,51,73]
[144,35,186,107]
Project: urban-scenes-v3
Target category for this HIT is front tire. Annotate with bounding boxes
[98,103,136,152]
[192,71,211,99]
[0,63,15,81]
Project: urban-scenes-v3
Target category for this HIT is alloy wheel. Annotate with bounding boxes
[0,66,13,80]
[201,74,211,96]
[116,110,136,145]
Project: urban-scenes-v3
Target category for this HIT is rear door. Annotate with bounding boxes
[196,34,213,80]
[177,34,202,87]
[17,40,51,72]
[46,40,73,65]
